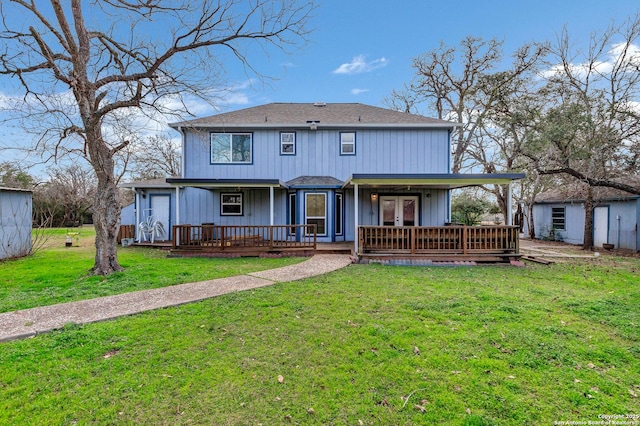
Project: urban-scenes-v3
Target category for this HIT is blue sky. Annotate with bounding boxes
[1,0,639,170]
[239,0,640,109]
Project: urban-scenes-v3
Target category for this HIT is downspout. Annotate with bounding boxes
[134,187,139,241]
[178,126,186,178]
[616,214,621,249]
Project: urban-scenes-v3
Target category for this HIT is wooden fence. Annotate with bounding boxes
[117,225,135,243]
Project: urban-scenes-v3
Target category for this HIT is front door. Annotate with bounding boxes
[380,196,419,226]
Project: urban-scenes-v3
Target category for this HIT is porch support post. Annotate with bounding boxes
[134,188,140,241]
[175,186,180,225]
[506,182,513,226]
[269,186,275,226]
[354,183,359,254]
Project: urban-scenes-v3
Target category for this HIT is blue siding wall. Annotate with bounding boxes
[606,201,638,250]
[533,201,639,250]
[0,190,32,259]
[532,203,585,245]
[180,188,286,227]
[183,128,451,181]
[175,187,450,242]
[121,202,135,225]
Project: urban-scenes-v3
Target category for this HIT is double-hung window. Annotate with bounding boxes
[340,132,356,155]
[221,193,243,216]
[280,132,296,155]
[211,133,252,163]
[551,207,565,230]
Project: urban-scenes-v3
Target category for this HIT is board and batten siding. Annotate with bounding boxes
[0,189,32,259]
[178,187,286,227]
[182,128,451,181]
[532,200,639,250]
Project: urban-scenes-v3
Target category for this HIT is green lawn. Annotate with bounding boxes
[0,227,303,313]
[1,249,638,425]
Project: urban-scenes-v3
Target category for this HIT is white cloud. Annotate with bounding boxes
[333,55,388,75]
[541,41,640,80]
[350,88,369,95]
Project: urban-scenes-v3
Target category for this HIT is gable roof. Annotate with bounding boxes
[169,103,459,129]
[285,176,345,188]
[535,177,640,203]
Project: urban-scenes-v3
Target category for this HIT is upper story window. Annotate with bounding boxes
[211,133,252,164]
[552,207,566,230]
[280,132,296,155]
[340,132,356,155]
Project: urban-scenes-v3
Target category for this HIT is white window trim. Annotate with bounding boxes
[280,132,296,155]
[340,132,356,155]
[221,193,243,216]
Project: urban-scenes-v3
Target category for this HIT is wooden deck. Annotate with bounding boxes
[121,224,519,262]
[169,224,318,257]
[358,225,520,262]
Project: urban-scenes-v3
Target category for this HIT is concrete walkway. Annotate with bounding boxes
[0,254,353,342]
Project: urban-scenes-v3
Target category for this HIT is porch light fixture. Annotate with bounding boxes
[371,193,378,201]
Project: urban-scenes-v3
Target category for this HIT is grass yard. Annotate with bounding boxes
[0,227,303,313]
[1,251,638,424]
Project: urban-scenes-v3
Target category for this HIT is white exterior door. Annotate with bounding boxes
[150,195,170,240]
[380,196,419,226]
[593,206,608,247]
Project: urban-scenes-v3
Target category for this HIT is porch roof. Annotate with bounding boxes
[344,173,526,189]
[166,178,287,189]
[285,176,345,189]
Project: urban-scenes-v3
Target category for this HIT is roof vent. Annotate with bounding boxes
[313,102,327,107]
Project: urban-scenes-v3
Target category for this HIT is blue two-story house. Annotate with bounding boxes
[122,103,523,260]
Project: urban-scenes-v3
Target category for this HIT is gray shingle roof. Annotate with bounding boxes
[285,176,345,188]
[535,176,640,203]
[170,103,457,128]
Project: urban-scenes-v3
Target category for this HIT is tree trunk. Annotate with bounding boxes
[92,177,122,275]
[582,185,594,250]
[87,127,123,275]
[527,203,536,239]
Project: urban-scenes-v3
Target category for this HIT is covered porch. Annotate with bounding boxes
[346,173,525,262]
[129,173,525,262]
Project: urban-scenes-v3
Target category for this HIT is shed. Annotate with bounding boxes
[0,187,33,259]
[530,178,639,251]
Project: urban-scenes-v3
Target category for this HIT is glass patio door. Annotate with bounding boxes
[379,196,418,226]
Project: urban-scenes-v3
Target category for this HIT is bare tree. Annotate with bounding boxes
[0,0,315,274]
[386,37,546,173]
[128,134,181,180]
[522,17,640,249]
[33,164,96,227]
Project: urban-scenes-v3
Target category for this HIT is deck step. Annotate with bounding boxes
[359,258,478,266]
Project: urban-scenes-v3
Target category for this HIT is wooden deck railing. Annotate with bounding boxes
[172,224,317,251]
[359,225,519,255]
